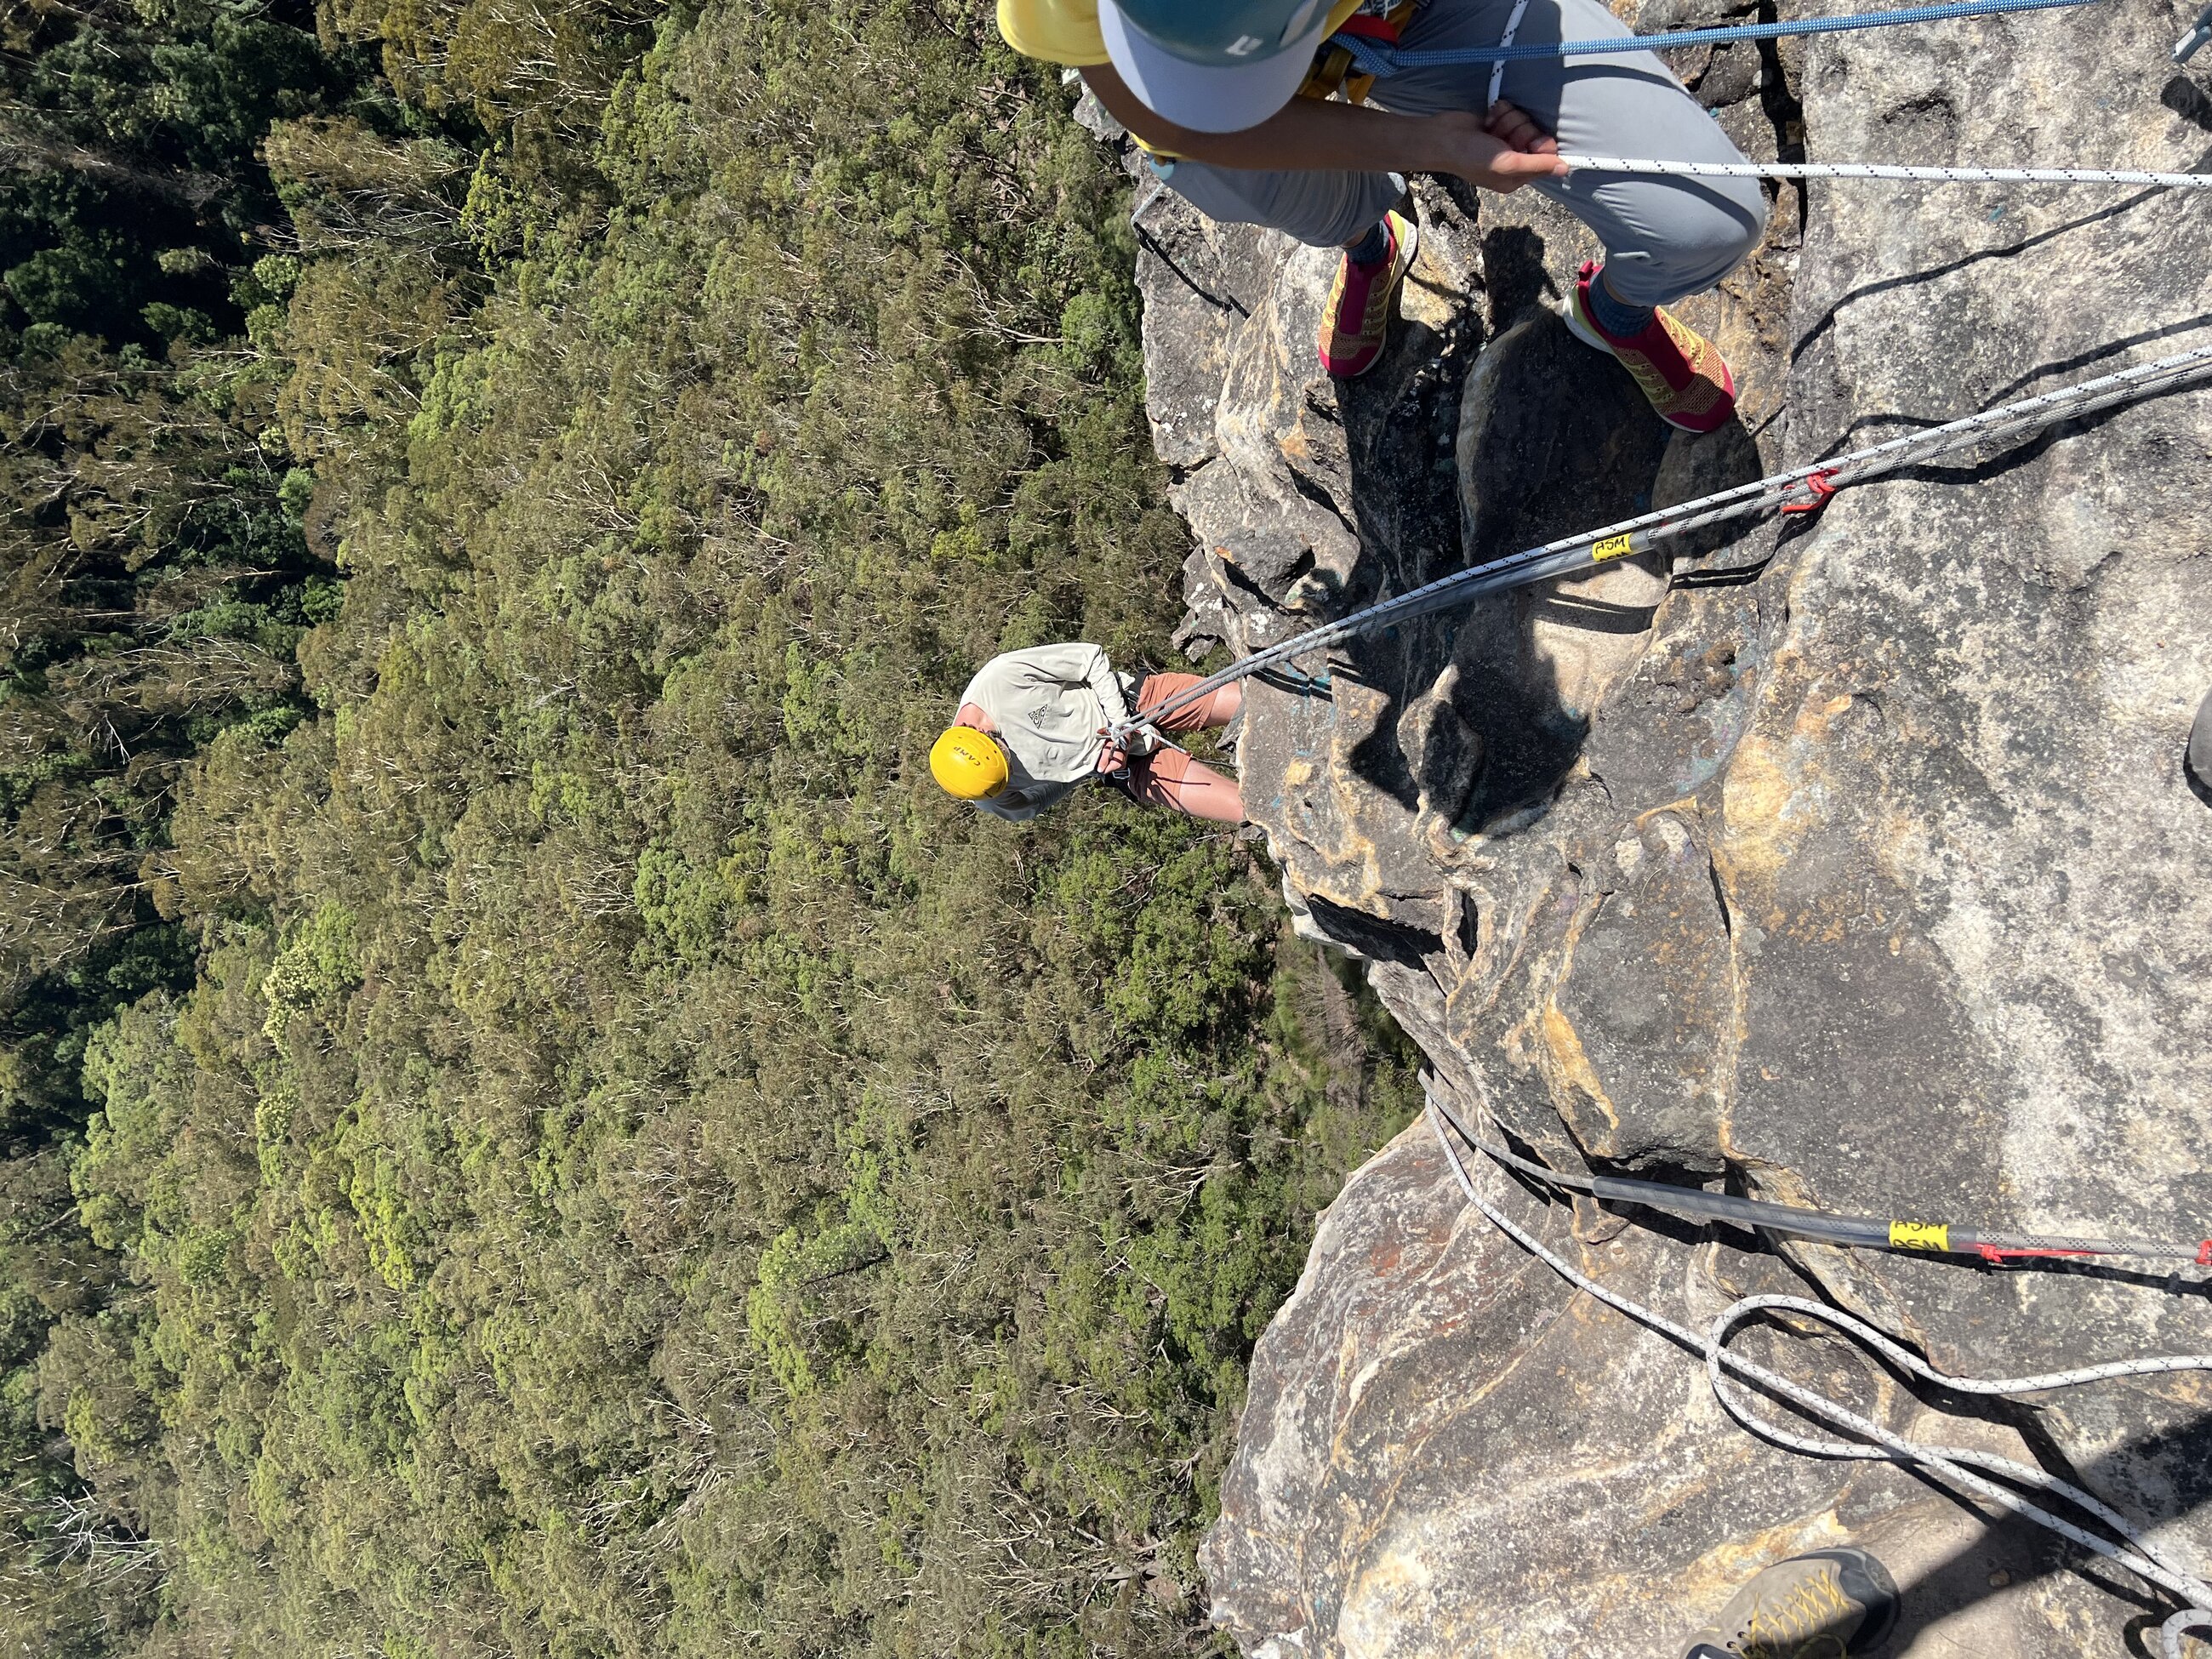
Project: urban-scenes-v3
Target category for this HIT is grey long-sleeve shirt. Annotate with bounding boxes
[956,644,1133,823]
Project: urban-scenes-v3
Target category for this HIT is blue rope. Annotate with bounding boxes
[1337,0,2096,72]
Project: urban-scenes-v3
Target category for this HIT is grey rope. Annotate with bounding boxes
[1422,1086,2212,1654]
[2177,1,2212,61]
[1559,153,2212,190]
[1115,339,2212,741]
[1469,1128,2210,1263]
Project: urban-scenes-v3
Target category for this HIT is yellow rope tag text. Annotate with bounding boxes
[1888,1219,1950,1251]
[1592,533,1636,562]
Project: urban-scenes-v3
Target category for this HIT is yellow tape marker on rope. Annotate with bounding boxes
[1889,1219,1951,1251]
[1591,533,1637,562]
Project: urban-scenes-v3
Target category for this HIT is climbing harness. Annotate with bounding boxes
[1468,1128,2212,1267]
[1111,339,2212,744]
[1303,0,1423,107]
[1334,0,2098,74]
[1557,154,2212,191]
[1422,1085,2212,1658]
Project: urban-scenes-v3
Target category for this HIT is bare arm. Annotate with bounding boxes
[1081,61,1565,196]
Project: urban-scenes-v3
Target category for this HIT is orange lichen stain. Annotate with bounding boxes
[1633,797,1702,833]
[1772,890,1873,946]
[1719,735,1798,878]
[1529,894,1622,1151]
[1719,689,1860,887]
[2159,1372,2212,1410]
[1540,1001,1620,1149]
[1337,1551,1437,1656]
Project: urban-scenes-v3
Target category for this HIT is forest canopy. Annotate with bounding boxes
[2,0,1418,1653]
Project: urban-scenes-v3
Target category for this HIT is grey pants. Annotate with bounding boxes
[1153,0,1767,307]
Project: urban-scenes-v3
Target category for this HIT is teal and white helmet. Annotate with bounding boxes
[1099,0,1338,133]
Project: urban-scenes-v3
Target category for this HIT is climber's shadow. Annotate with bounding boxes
[1325,220,1764,833]
[1856,1400,2212,1656]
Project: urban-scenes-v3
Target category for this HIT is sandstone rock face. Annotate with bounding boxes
[1124,9,2212,1656]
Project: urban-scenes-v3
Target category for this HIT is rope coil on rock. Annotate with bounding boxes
[1421,1085,2212,1656]
[1559,154,2212,190]
[1337,0,2099,72]
[1113,340,2212,743]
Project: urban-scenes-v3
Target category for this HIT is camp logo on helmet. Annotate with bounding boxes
[1225,33,1263,54]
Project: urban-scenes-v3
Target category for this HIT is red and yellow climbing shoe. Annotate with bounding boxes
[1319,209,1420,379]
[1564,259,1737,434]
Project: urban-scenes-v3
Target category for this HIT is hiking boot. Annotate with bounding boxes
[1679,1548,1900,1658]
[1319,209,1419,379]
[1564,259,1738,434]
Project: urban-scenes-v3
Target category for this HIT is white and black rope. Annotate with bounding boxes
[1422,1086,2212,1656]
[1559,154,2212,190]
[1115,340,2212,742]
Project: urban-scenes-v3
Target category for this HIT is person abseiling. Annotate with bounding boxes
[1001,0,1765,430]
[929,643,1245,824]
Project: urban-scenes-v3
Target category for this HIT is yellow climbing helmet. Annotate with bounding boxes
[930,725,1009,800]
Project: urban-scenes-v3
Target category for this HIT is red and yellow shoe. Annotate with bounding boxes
[1563,259,1737,434]
[1319,209,1419,379]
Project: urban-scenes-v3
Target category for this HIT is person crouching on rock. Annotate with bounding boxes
[1005,0,1765,432]
[930,643,1245,824]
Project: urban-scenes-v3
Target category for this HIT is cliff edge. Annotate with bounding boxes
[1116,3,2212,1652]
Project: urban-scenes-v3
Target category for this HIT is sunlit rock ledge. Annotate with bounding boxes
[1108,6,2212,1653]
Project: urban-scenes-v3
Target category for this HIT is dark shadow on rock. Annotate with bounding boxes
[1978,311,2212,406]
[1863,1404,2212,1656]
[1805,315,2212,459]
[1133,218,1249,317]
[1320,288,1772,835]
[1446,312,1727,829]
[1789,177,2196,370]
[1303,892,1444,968]
[2162,72,2212,134]
[1313,184,1492,821]
[1526,588,1661,633]
[1887,390,2212,494]
[1480,225,1559,334]
[1250,184,1772,862]
[1325,644,1426,816]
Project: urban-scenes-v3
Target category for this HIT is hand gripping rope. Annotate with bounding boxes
[1109,340,2212,745]
[1422,1085,2212,1657]
[1336,0,2099,74]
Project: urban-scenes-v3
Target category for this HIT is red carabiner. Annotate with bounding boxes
[1780,469,1840,515]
